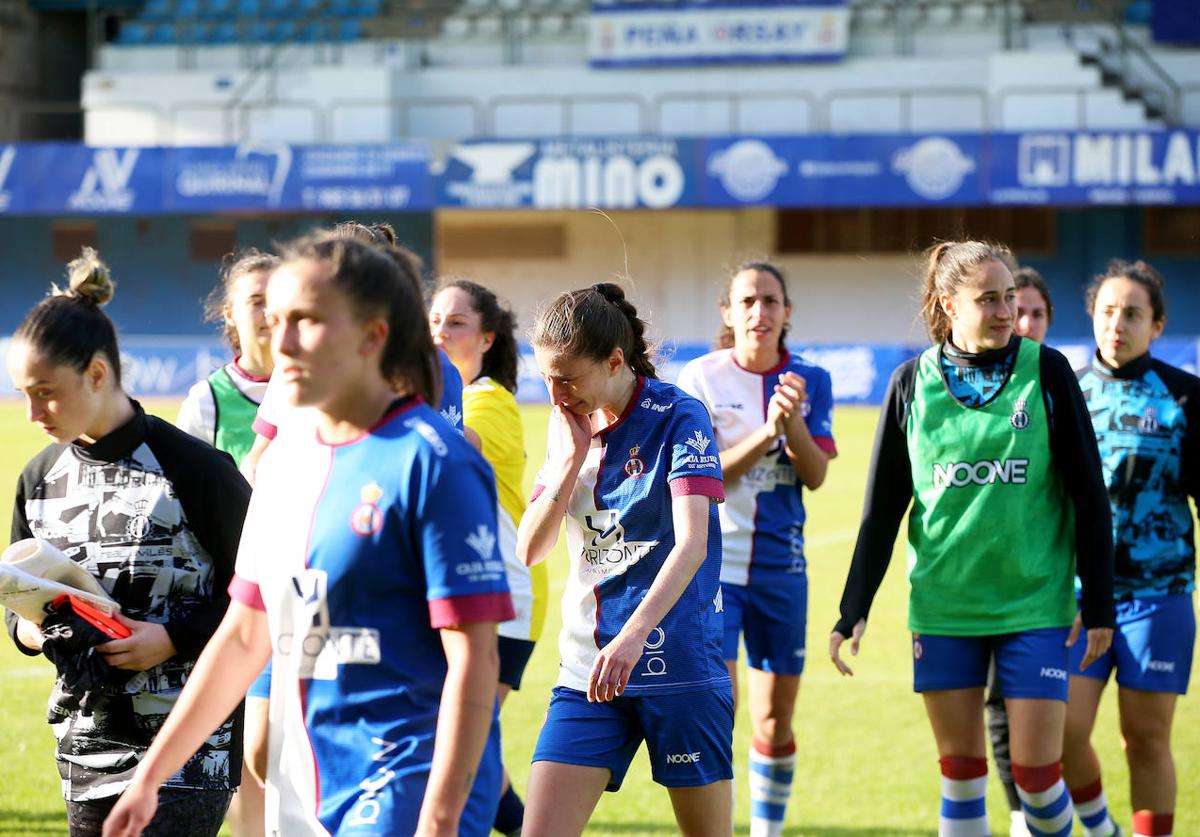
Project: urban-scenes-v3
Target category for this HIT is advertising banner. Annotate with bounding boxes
[588,0,849,67]
[0,143,431,215]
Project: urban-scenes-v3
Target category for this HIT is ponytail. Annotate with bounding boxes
[531,283,658,379]
[920,240,1013,344]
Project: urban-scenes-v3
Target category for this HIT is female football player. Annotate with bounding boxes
[830,240,1115,837]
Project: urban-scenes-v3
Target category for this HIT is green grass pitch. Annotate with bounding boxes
[0,400,1195,835]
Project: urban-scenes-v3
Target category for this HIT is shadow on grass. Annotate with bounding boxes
[0,809,65,834]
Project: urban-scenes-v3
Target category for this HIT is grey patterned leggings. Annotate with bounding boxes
[66,787,233,837]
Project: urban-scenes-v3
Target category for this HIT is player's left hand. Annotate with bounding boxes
[101,777,158,837]
[588,630,645,703]
[1065,612,1113,671]
[97,616,177,671]
[774,372,809,425]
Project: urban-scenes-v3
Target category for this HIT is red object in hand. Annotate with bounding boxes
[51,595,132,639]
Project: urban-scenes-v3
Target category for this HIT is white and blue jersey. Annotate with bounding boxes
[676,349,836,586]
[230,397,514,836]
[1076,352,1199,599]
[534,377,728,696]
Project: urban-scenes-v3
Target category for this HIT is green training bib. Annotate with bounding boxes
[905,338,1076,635]
[208,367,259,467]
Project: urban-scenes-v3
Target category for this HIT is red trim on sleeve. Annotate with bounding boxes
[428,591,515,629]
[670,475,724,501]
[813,435,838,456]
[228,574,266,611]
[252,416,278,440]
[530,484,545,503]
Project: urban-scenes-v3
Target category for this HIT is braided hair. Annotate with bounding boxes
[531,283,657,379]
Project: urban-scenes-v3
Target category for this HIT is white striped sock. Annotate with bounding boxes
[1016,779,1074,837]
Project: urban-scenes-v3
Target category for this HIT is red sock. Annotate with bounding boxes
[1070,777,1103,804]
[752,738,796,758]
[1011,761,1062,793]
[1132,811,1174,836]
[940,756,988,780]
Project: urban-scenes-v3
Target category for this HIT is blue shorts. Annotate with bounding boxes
[247,659,271,700]
[721,577,807,675]
[1069,594,1195,695]
[912,628,1071,701]
[532,685,733,790]
[498,636,536,691]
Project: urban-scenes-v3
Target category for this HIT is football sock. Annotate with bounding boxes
[1070,778,1118,836]
[1131,810,1173,837]
[749,738,795,837]
[1013,762,1074,837]
[938,756,989,836]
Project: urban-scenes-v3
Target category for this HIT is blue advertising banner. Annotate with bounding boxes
[987,131,1200,206]
[436,137,699,209]
[0,142,432,215]
[588,0,849,68]
[702,134,984,205]
[2,131,1200,215]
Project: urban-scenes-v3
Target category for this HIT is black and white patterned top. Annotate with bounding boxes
[5,400,251,802]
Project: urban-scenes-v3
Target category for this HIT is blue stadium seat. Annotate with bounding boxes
[236,0,260,16]
[147,21,177,42]
[335,17,362,39]
[139,0,174,21]
[349,0,381,16]
[243,18,271,40]
[262,0,293,18]
[266,19,298,40]
[295,19,329,41]
[199,0,235,20]
[175,0,200,17]
[209,20,238,41]
[116,20,151,43]
[179,20,209,42]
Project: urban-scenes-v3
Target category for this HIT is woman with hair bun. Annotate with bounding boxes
[429,278,548,836]
[517,283,732,837]
[1062,260,1198,837]
[829,241,1115,836]
[5,248,251,837]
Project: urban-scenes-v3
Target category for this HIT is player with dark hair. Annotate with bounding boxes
[429,277,548,836]
[103,234,513,837]
[677,261,835,837]
[1013,267,1053,344]
[830,240,1115,837]
[517,283,732,837]
[1063,260,1198,837]
[5,248,250,837]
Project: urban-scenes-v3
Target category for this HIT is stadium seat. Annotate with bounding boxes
[335,18,363,40]
[442,14,471,37]
[147,21,177,42]
[115,19,151,43]
[176,0,199,17]
[139,0,174,21]
[349,0,382,18]
[179,20,209,41]
[236,0,260,17]
[209,20,238,41]
[199,0,234,19]
[474,14,501,37]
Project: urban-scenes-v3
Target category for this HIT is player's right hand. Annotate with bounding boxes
[551,404,592,471]
[14,617,45,652]
[101,780,158,837]
[829,619,866,677]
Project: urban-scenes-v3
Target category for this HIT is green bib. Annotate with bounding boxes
[208,367,259,467]
[904,338,1076,635]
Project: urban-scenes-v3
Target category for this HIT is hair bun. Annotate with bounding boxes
[591,282,625,304]
[60,247,115,306]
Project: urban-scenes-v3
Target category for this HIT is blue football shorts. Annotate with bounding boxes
[912,627,1072,701]
[1069,593,1194,695]
[532,685,733,790]
[721,576,807,676]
